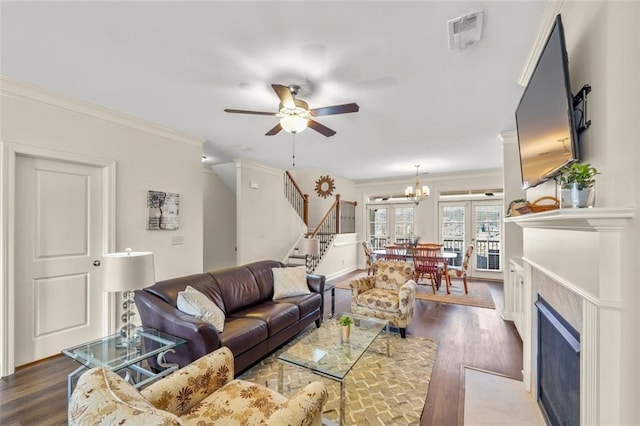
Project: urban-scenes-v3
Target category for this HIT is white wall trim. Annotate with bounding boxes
[0,140,116,377]
[499,130,518,144]
[355,169,503,188]
[517,0,572,86]
[521,257,622,311]
[0,75,205,148]
[234,157,284,176]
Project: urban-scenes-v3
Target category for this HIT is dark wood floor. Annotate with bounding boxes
[0,272,522,426]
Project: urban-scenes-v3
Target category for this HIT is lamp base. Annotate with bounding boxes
[115,323,141,348]
[115,290,140,348]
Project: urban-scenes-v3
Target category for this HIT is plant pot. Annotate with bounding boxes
[560,183,595,208]
[341,325,351,342]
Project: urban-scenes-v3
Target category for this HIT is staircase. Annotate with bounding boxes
[284,171,357,273]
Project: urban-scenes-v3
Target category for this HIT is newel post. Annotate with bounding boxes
[303,193,309,226]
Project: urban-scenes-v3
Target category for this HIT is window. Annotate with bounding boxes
[367,205,415,249]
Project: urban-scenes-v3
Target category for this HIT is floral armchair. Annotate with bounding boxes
[350,260,417,338]
[68,346,328,426]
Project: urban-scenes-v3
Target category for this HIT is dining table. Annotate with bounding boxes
[372,248,458,262]
[372,248,458,291]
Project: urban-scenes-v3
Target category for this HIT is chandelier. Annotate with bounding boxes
[405,165,430,205]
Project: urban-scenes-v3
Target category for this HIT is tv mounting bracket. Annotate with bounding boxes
[573,84,591,133]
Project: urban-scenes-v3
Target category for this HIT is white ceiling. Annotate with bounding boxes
[0,1,546,182]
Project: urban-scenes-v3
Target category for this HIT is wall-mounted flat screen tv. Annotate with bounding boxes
[515,14,579,190]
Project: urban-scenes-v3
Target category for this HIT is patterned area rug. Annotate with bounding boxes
[336,273,496,309]
[238,327,438,425]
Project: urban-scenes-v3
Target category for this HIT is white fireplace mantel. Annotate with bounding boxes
[505,206,635,425]
[504,207,635,231]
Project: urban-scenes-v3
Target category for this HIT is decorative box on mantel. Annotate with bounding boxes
[504,207,635,425]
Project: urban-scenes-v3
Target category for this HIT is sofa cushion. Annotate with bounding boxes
[210,267,261,314]
[274,292,322,320]
[68,367,181,425]
[184,379,289,424]
[146,272,224,310]
[230,302,299,337]
[177,286,225,332]
[356,288,400,313]
[272,266,310,299]
[219,317,268,356]
[374,261,414,291]
[246,260,284,300]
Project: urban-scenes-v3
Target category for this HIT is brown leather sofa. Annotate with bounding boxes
[134,260,325,374]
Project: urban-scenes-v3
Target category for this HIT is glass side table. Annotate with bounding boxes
[62,327,186,399]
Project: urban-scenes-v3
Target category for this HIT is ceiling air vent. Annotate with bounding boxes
[448,11,484,50]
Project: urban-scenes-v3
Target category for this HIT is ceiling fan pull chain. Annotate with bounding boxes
[292,134,296,167]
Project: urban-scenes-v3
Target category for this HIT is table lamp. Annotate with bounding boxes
[298,237,320,273]
[102,248,155,347]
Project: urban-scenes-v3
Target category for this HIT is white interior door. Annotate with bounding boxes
[14,156,104,366]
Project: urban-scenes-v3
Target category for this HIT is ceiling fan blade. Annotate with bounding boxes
[308,119,336,137]
[271,84,295,108]
[224,108,277,116]
[310,103,360,117]
[265,123,282,136]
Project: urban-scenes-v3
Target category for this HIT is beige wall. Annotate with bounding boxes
[289,168,360,229]
[202,170,236,271]
[563,3,639,423]
[1,77,205,280]
[517,2,639,422]
[235,159,307,264]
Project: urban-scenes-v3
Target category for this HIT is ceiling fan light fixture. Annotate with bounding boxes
[280,114,308,134]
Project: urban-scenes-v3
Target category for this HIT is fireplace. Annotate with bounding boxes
[505,208,634,424]
[536,296,580,425]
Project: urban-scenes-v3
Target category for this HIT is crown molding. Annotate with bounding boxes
[0,75,205,148]
[517,1,571,87]
[499,130,518,144]
[234,157,283,177]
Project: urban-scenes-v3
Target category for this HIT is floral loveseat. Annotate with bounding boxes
[350,260,417,338]
[69,346,328,425]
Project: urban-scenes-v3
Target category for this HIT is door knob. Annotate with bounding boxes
[93,260,101,266]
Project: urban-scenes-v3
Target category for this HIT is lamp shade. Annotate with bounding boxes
[298,238,320,256]
[102,248,155,292]
[280,115,308,134]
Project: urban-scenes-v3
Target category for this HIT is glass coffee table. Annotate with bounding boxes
[277,313,389,425]
[62,327,186,399]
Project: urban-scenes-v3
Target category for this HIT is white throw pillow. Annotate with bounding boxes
[176,286,225,331]
[272,266,310,300]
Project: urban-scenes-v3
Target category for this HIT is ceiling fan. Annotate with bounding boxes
[224,84,359,137]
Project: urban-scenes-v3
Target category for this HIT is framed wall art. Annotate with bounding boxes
[147,190,179,230]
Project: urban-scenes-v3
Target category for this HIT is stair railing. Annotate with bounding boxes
[306,194,358,271]
[284,171,309,226]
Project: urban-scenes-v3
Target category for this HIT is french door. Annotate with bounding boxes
[439,200,503,279]
[367,205,415,249]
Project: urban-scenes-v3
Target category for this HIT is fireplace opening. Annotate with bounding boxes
[536,296,580,425]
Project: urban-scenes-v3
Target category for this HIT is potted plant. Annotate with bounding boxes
[558,162,599,208]
[339,314,353,341]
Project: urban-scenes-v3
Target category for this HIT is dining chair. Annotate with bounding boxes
[362,241,376,275]
[384,245,406,261]
[443,242,475,294]
[412,246,443,293]
[416,242,443,249]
